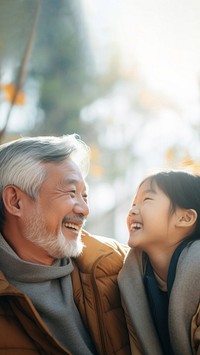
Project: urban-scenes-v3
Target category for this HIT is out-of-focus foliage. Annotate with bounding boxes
[0,0,40,140]
[0,0,96,139]
[0,0,35,64]
[0,0,133,183]
[31,0,95,136]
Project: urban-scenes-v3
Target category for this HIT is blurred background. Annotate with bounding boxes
[1,0,200,242]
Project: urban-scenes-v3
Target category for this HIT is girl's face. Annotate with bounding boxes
[127,180,183,253]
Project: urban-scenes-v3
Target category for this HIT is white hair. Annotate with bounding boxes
[0,134,90,198]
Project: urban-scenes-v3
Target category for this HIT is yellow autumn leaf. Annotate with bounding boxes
[165,148,175,161]
[1,83,25,105]
[90,164,104,177]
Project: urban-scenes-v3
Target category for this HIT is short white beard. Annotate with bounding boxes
[23,211,84,259]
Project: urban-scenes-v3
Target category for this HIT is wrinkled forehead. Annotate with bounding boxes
[43,159,87,188]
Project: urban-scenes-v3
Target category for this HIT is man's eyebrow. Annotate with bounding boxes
[58,178,78,185]
[58,178,87,189]
[65,178,79,184]
[56,178,79,189]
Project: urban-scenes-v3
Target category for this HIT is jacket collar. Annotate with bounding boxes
[0,271,24,296]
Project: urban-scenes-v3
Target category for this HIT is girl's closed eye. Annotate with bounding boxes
[143,197,153,201]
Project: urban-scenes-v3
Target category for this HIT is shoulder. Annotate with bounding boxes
[176,240,200,279]
[82,229,129,253]
[118,248,145,286]
[172,240,200,296]
[74,230,129,274]
[178,240,200,268]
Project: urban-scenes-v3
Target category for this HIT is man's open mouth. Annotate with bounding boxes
[64,223,80,231]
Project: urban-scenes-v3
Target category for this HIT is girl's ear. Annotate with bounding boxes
[176,208,197,228]
[2,185,23,217]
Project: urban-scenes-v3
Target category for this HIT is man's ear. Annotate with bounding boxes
[176,209,197,228]
[2,185,23,217]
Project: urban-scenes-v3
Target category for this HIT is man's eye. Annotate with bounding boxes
[144,197,152,201]
[83,194,88,202]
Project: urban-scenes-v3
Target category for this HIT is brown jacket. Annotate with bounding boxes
[0,231,131,355]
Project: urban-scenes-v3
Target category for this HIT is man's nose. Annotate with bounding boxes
[74,198,89,217]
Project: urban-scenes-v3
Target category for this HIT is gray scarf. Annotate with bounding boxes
[0,233,96,354]
[118,242,200,355]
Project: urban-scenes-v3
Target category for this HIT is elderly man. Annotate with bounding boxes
[0,134,130,355]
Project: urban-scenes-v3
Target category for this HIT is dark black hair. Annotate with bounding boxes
[142,170,200,234]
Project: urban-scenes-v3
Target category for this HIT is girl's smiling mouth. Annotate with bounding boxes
[130,222,143,232]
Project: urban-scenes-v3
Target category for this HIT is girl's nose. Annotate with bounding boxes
[128,205,139,216]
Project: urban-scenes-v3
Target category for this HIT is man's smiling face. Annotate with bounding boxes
[22,158,89,262]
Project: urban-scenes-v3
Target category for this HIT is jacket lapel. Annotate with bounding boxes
[118,249,163,355]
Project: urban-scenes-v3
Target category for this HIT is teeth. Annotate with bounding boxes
[64,223,80,231]
[131,223,142,230]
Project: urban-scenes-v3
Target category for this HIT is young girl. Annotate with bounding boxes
[118,170,200,355]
